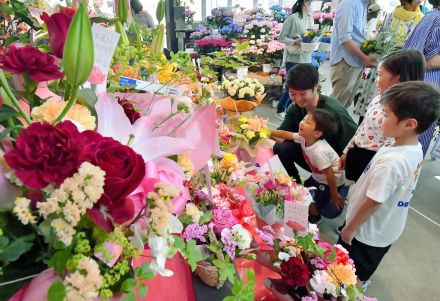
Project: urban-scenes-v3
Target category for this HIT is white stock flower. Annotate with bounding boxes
[230,224,252,250]
[309,270,337,297]
[278,252,291,261]
[51,218,75,246]
[13,197,36,225]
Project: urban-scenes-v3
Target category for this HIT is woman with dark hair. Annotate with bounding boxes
[275,0,314,120]
[130,0,155,28]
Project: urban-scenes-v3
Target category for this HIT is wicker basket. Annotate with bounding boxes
[196,260,225,288]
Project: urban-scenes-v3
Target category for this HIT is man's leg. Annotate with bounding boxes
[330,60,363,107]
[273,140,310,183]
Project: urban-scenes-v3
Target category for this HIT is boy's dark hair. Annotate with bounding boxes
[311,108,338,140]
[381,49,426,82]
[381,81,440,134]
[285,64,319,91]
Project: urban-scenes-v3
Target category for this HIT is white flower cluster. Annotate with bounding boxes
[13,197,36,225]
[185,203,202,223]
[309,270,337,297]
[37,162,106,246]
[64,256,103,301]
[221,224,252,250]
[222,76,264,100]
[148,182,180,236]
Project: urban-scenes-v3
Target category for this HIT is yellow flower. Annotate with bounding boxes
[238,115,249,122]
[31,99,96,130]
[327,263,357,286]
[177,152,194,176]
[220,153,238,170]
[246,130,255,139]
[158,63,177,84]
[276,174,292,186]
[260,131,268,139]
[240,123,249,129]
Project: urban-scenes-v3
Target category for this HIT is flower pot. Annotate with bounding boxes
[262,63,272,73]
[196,260,225,288]
[301,42,320,52]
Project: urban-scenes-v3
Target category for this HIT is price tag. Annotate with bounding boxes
[236,67,248,79]
[283,195,312,238]
[119,76,184,96]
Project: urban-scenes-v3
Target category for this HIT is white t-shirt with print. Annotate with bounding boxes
[345,144,423,247]
[344,96,394,153]
[293,134,345,186]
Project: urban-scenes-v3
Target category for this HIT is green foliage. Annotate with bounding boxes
[213,256,236,283]
[120,278,137,292]
[223,269,255,301]
[156,0,165,23]
[47,281,66,301]
[199,212,213,224]
[346,284,363,301]
[173,237,205,271]
[48,249,71,276]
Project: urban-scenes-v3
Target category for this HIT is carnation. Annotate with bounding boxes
[280,256,311,287]
[309,270,337,297]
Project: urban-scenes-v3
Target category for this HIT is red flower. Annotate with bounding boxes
[81,131,145,227]
[0,45,64,81]
[280,257,311,287]
[334,245,351,265]
[40,8,75,58]
[117,97,141,124]
[4,121,86,189]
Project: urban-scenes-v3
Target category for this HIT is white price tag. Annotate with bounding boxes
[283,195,312,238]
[119,77,184,96]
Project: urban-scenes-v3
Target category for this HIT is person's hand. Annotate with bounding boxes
[340,225,357,245]
[339,153,347,170]
[362,54,377,68]
[293,38,301,47]
[332,193,345,210]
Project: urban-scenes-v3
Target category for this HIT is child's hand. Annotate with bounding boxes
[340,225,357,245]
[332,193,345,210]
[339,154,347,170]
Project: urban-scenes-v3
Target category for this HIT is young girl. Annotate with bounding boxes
[340,49,426,182]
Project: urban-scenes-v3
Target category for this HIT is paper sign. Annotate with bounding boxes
[236,67,248,79]
[119,77,184,96]
[257,155,288,176]
[430,137,440,159]
[283,195,312,238]
[91,24,120,93]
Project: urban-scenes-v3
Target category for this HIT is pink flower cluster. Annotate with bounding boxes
[194,37,232,47]
[266,40,284,53]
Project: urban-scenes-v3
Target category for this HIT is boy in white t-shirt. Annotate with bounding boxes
[271,109,347,223]
[339,82,440,284]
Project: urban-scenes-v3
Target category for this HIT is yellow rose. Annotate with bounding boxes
[31,99,95,130]
[277,174,292,186]
[220,153,238,169]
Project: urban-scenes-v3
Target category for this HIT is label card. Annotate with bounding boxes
[119,76,184,96]
[283,195,312,238]
[431,137,440,159]
[91,24,120,93]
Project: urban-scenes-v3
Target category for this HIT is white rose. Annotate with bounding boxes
[231,224,252,250]
[228,88,237,96]
[238,93,245,99]
[251,35,256,38]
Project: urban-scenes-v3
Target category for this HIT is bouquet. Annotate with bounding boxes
[247,172,310,225]
[360,24,399,57]
[319,31,332,44]
[301,30,319,43]
[268,231,373,301]
[209,153,247,186]
[235,115,271,147]
[183,9,196,25]
[218,76,265,112]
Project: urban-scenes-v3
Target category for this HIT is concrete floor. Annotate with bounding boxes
[253,61,440,301]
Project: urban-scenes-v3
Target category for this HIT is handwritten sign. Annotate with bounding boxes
[257,155,288,176]
[283,195,312,238]
[91,24,120,92]
[119,76,184,96]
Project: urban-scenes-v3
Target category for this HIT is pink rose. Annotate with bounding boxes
[211,208,238,235]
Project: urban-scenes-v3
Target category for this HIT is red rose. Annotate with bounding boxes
[280,257,311,287]
[0,45,64,81]
[4,121,85,189]
[81,131,145,226]
[40,8,75,58]
[117,97,141,124]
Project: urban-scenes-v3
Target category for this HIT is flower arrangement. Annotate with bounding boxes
[319,31,332,43]
[264,40,284,63]
[301,30,320,43]
[222,76,265,101]
[268,231,370,301]
[194,36,233,54]
[235,115,271,146]
[190,27,212,41]
[206,7,234,28]
[360,23,400,56]
[209,153,247,186]
[219,23,243,41]
[183,8,196,25]
[247,171,310,225]
[243,20,273,44]
[269,5,290,23]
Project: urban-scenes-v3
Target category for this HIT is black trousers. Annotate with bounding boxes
[337,236,391,281]
[273,140,311,184]
[345,144,377,182]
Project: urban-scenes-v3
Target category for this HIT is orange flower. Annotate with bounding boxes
[327,263,357,286]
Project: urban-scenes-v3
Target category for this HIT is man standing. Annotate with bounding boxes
[330,0,376,108]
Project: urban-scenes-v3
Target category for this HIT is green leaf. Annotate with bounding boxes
[77,88,98,116]
[134,262,155,280]
[346,284,362,301]
[120,278,136,292]
[223,296,237,301]
[63,4,94,86]
[0,236,10,249]
[173,236,185,252]
[0,104,19,123]
[48,250,70,276]
[121,291,136,301]
[138,282,148,298]
[47,281,66,301]
[0,238,33,263]
[199,212,213,224]
[178,213,193,226]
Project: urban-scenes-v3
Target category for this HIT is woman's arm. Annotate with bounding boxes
[426,54,440,69]
[278,15,299,45]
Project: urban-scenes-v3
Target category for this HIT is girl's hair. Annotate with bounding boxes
[291,0,310,18]
[380,49,426,82]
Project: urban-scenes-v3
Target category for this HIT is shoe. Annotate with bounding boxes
[308,214,323,225]
[272,100,279,108]
[276,112,286,120]
[361,280,371,293]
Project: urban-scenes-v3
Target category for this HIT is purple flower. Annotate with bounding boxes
[183,223,208,242]
[221,228,238,259]
[310,257,329,270]
[256,227,274,246]
[301,292,318,301]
